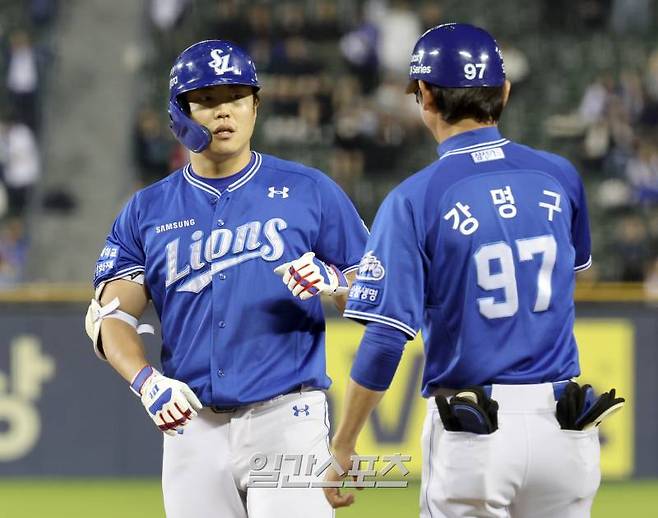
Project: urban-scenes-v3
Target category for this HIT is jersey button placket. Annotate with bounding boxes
[212,195,230,290]
[211,193,230,397]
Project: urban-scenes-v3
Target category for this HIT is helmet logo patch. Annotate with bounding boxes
[208,49,241,76]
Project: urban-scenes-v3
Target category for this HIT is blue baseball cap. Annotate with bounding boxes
[406,23,505,93]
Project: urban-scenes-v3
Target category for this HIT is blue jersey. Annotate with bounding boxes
[345,127,591,395]
[94,152,368,406]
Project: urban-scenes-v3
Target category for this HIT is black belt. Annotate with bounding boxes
[210,405,241,414]
[209,385,305,414]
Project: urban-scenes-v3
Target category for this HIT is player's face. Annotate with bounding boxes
[186,84,258,158]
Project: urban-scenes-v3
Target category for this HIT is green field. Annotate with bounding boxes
[0,480,656,517]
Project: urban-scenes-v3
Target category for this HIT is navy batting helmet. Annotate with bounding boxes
[168,40,260,153]
[406,23,505,93]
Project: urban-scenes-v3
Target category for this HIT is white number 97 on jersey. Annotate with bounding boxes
[474,234,557,319]
[464,63,487,80]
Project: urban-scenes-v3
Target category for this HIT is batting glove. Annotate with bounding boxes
[130,365,203,436]
[556,382,625,431]
[436,387,499,435]
[273,252,348,300]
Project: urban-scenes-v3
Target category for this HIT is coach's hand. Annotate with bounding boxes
[130,365,202,436]
[323,444,358,509]
[274,252,348,300]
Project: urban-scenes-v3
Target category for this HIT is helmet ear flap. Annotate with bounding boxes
[168,99,212,153]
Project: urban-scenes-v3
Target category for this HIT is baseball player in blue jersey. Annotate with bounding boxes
[324,24,624,517]
[84,40,368,518]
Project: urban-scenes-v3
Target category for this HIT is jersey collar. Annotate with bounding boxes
[437,127,509,160]
[182,151,263,198]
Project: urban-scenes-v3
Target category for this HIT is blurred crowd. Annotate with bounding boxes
[0,0,57,286]
[1,0,658,287]
[135,0,658,285]
[546,54,658,283]
[135,0,444,211]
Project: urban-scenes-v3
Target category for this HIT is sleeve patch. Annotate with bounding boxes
[99,246,119,259]
[348,283,382,305]
[94,260,115,280]
[356,251,386,282]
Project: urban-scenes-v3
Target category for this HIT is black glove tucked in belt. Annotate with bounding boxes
[556,381,625,431]
[436,386,499,435]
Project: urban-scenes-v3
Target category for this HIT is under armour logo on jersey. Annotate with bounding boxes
[292,404,310,417]
[268,187,289,199]
[208,49,239,76]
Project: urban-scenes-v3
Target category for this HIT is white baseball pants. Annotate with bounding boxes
[162,390,334,518]
[420,383,601,518]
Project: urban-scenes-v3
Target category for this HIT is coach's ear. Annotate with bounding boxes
[502,80,511,108]
[418,80,437,112]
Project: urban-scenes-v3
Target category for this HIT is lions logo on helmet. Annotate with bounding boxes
[208,49,239,76]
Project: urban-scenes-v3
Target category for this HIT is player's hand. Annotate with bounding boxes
[130,365,203,436]
[274,252,348,300]
[323,444,357,509]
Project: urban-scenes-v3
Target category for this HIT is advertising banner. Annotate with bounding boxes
[0,302,652,478]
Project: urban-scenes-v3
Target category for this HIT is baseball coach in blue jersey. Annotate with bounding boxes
[85,40,368,518]
[324,24,624,517]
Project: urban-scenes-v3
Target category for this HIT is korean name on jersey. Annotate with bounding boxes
[345,128,591,393]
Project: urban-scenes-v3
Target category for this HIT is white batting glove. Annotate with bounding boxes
[274,252,349,301]
[130,365,202,436]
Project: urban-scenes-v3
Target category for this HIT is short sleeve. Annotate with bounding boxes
[343,190,424,339]
[313,177,369,274]
[572,176,591,271]
[93,194,146,290]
